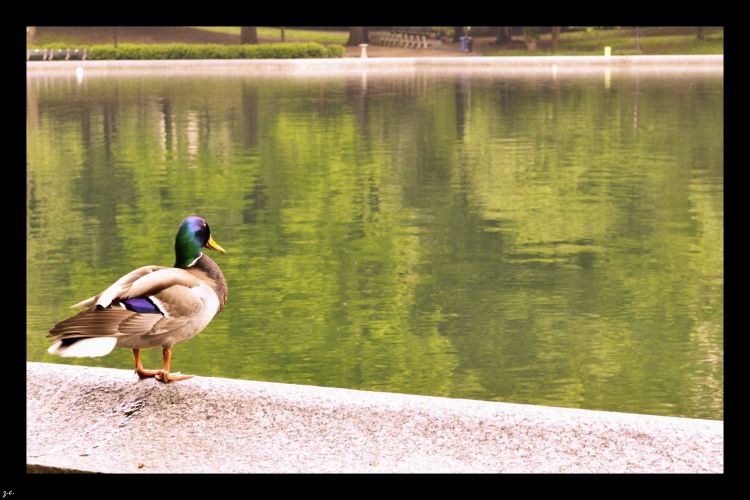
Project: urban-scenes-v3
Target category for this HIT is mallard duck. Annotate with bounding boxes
[47,215,228,383]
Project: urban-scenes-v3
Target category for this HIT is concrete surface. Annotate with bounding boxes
[26,55,723,78]
[27,362,722,473]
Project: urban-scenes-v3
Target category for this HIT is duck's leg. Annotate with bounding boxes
[154,347,193,383]
[133,349,161,379]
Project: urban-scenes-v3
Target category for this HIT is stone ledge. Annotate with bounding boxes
[26,55,723,77]
[27,361,723,473]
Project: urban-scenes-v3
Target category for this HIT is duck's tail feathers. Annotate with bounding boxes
[47,337,117,358]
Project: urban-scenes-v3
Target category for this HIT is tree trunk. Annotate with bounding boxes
[697,27,705,40]
[240,27,258,44]
[551,26,561,50]
[281,26,286,42]
[495,26,511,44]
[453,26,465,43]
[27,26,37,44]
[347,27,369,46]
[522,27,538,51]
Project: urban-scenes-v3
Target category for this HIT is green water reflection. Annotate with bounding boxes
[26,70,723,419]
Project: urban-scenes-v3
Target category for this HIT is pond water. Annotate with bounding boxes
[27,68,723,420]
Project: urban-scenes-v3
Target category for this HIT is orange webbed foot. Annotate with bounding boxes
[135,367,162,379]
[154,371,194,383]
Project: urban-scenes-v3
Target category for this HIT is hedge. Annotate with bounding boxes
[71,43,345,60]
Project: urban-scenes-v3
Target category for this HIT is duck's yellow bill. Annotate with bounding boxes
[206,235,226,253]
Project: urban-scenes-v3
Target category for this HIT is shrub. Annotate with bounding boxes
[84,43,345,60]
[325,45,345,58]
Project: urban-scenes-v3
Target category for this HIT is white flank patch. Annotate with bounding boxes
[47,337,118,358]
[200,282,220,318]
[188,283,220,334]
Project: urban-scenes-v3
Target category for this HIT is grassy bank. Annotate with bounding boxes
[193,27,349,44]
[27,26,723,58]
[484,27,723,56]
[28,26,349,47]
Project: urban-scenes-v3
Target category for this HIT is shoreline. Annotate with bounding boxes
[26,55,723,77]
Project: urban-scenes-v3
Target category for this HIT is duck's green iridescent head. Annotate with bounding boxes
[174,215,226,268]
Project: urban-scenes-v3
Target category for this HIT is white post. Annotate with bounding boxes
[359,44,368,58]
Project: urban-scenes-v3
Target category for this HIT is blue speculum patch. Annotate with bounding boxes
[122,297,161,314]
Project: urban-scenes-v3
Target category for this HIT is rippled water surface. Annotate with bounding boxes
[27,69,723,419]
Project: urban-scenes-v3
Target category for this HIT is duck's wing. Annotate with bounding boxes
[48,306,163,341]
[100,267,204,307]
[48,267,209,356]
[70,265,165,309]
